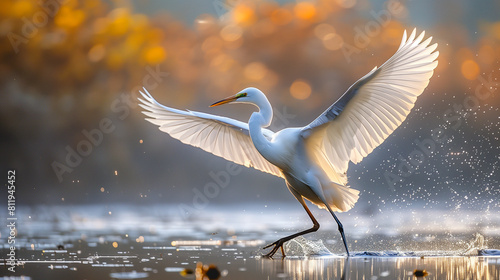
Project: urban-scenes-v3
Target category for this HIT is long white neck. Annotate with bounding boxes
[249,95,273,153]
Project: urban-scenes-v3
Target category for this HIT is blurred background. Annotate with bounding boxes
[1,0,499,216]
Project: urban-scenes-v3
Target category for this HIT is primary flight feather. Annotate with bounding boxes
[138,29,438,257]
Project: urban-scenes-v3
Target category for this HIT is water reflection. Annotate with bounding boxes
[2,205,499,279]
[260,257,347,280]
[259,255,500,280]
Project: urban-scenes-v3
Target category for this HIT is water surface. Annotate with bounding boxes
[1,204,499,279]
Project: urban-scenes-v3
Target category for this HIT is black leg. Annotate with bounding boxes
[263,197,320,258]
[325,206,350,256]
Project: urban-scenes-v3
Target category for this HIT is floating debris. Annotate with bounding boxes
[413,269,429,277]
[196,262,222,280]
[180,268,194,277]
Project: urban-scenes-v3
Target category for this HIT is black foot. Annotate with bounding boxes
[262,239,286,258]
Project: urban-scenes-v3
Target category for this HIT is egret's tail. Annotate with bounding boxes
[318,182,360,212]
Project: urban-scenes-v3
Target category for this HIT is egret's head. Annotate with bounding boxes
[210,87,264,107]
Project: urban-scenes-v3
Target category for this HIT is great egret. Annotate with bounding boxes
[138,29,438,258]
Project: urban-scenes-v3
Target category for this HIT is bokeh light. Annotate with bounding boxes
[244,62,268,80]
[220,24,243,41]
[270,8,293,26]
[461,59,480,80]
[290,79,312,100]
[294,2,317,21]
[232,3,256,26]
[322,33,344,50]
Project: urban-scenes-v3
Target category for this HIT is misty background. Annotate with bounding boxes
[1,0,499,217]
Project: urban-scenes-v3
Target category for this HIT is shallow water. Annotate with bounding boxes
[1,204,499,279]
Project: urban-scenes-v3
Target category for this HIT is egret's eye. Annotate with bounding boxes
[237,92,247,98]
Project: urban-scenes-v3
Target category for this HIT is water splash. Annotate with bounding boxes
[285,236,334,256]
[352,251,417,257]
[461,233,486,255]
[478,249,500,256]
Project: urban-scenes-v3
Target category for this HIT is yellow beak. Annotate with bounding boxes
[210,95,239,107]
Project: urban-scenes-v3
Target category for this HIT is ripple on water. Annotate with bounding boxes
[109,271,149,279]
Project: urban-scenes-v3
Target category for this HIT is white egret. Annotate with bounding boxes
[138,29,438,258]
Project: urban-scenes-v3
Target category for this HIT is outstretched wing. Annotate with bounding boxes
[302,29,439,185]
[138,88,283,178]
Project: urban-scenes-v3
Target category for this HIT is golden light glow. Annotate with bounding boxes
[270,8,293,26]
[335,0,357,9]
[88,44,106,62]
[211,54,234,72]
[55,7,86,29]
[136,236,145,243]
[106,51,124,70]
[294,2,316,20]
[93,17,110,34]
[2,0,497,144]
[290,80,312,100]
[145,28,164,44]
[126,33,146,52]
[131,14,149,31]
[382,22,404,45]
[112,241,118,248]
[478,44,495,65]
[107,8,131,36]
[220,24,243,42]
[244,62,267,80]
[314,23,336,40]
[202,36,224,54]
[461,59,480,80]
[232,4,256,25]
[322,33,344,50]
[142,45,167,64]
[492,22,500,40]
[12,0,33,17]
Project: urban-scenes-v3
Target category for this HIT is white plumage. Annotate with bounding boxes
[138,29,438,257]
[139,95,283,177]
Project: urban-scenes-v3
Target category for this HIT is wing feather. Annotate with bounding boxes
[138,88,283,178]
[302,29,438,184]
